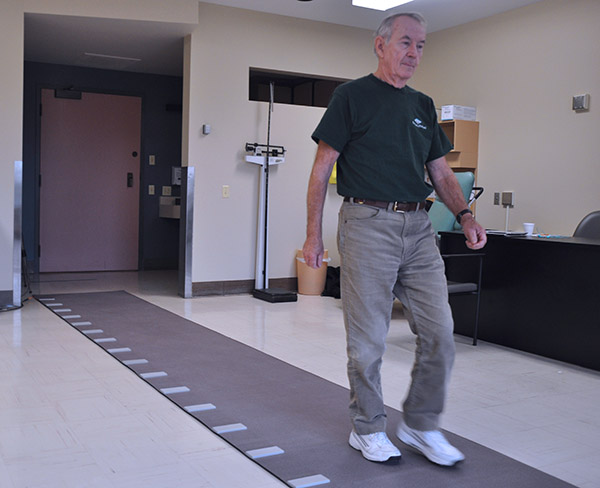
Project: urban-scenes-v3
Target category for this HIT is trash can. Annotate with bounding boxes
[296,249,330,295]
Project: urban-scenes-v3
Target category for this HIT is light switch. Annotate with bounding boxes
[149,155,156,165]
[162,186,172,196]
[148,185,155,195]
[222,185,230,198]
[171,167,182,185]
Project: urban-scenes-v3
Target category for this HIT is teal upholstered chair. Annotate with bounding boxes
[428,171,484,345]
[428,171,476,234]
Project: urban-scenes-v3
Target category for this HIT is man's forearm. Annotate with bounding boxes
[427,157,469,216]
[302,141,339,268]
[306,175,328,240]
[427,156,487,249]
[306,142,339,237]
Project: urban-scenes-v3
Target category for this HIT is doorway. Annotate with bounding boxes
[39,89,142,272]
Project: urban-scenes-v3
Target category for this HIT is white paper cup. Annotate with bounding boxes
[523,222,535,236]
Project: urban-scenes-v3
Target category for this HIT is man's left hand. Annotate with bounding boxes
[461,214,487,249]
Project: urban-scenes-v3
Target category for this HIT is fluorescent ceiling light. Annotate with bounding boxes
[352,0,415,11]
[84,52,141,62]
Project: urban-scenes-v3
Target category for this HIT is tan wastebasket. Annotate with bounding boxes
[296,249,330,295]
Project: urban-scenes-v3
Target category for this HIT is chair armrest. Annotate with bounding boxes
[441,253,485,259]
[442,253,484,288]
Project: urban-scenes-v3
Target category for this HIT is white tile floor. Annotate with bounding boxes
[1,270,598,487]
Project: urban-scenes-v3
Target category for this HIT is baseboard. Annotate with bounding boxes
[142,258,178,270]
[192,277,297,296]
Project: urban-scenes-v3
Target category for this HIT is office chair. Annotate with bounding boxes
[442,252,484,345]
[573,211,600,239]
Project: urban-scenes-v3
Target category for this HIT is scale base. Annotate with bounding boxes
[252,288,298,303]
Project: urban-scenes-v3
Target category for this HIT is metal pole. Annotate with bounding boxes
[261,82,274,289]
[178,166,195,298]
[13,161,23,308]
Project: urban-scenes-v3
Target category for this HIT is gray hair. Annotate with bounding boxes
[374,12,427,54]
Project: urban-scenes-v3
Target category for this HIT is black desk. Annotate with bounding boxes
[440,231,600,371]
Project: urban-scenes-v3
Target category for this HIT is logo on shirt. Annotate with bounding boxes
[412,118,427,130]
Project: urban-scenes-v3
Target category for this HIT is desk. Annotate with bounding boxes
[440,231,600,371]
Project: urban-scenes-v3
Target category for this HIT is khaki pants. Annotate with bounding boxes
[338,201,455,434]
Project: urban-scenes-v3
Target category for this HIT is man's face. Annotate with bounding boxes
[375,16,426,84]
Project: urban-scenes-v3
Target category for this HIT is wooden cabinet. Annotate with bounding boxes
[440,120,479,169]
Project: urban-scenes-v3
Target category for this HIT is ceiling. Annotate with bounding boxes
[24,0,546,76]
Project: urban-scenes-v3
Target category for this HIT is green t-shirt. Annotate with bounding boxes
[312,74,452,202]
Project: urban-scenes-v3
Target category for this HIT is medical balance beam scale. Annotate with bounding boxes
[245,143,296,303]
[245,82,297,303]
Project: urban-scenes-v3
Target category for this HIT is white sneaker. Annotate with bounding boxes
[349,430,401,462]
[396,422,465,466]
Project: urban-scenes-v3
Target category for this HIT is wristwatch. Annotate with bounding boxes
[456,208,473,224]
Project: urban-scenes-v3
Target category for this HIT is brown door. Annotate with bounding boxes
[39,89,141,272]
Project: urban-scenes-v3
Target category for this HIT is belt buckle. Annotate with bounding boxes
[392,201,403,213]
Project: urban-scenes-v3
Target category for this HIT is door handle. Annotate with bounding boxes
[127,172,134,187]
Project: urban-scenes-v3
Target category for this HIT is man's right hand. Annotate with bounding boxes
[302,235,325,269]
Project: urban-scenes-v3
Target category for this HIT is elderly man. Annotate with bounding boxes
[302,12,486,466]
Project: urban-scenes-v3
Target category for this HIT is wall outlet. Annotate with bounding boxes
[148,185,155,195]
[149,155,156,165]
[162,186,172,196]
[501,191,513,207]
[572,94,590,111]
[494,192,500,205]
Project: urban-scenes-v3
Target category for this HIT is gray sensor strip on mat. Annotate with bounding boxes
[160,386,190,394]
[212,423,247,434]
[123,359,148,365]
[140,371,168,379]
[246,446,284,459]
[287,474,330,487]
[108,348,132,354]
[184,403,216,413]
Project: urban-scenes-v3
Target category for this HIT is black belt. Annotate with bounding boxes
[344,197,427,212]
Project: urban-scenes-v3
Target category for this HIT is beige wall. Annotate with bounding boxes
[3,0,598,294]
[186,4,374,282]
[412,0,600,235]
